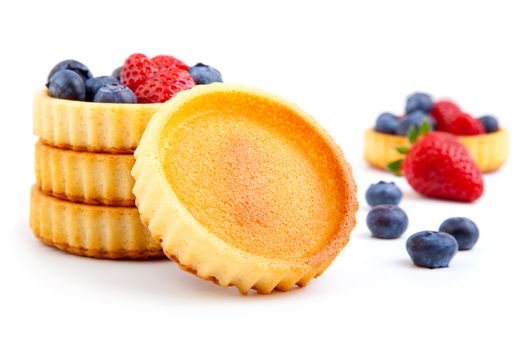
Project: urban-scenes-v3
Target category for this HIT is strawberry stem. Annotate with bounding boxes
[408,127,418,144]
[395,146,409,154]
[386,159,403,176]
[388,118,432,176]
[419,118,431,135]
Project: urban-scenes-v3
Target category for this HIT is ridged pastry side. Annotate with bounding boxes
[33,90,161,153]
[363,129,409,170]
[363,128,509,173]
[35,141,136,206]
[458,129,510,172]
[30,186,163,259]
[133,152,342,293]
[132,84,358,294]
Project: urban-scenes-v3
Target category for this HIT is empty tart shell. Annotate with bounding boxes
[132,83,358,294]
[30,186,163,259]
[33,90,161,153]
[35,141,135,206]
[364,128,509,173]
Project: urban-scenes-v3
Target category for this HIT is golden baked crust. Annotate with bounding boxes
[33,90,161,154]
[458,130,510,172]
[132,83,358,294]
[35,141,136,206]
[30,186,163,259]
[364,128,509,173]
[363,129,410,170]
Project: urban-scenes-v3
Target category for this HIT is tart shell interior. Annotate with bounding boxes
[160,89,352,262]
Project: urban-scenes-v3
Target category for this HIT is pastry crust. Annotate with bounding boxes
[30,186,163,259]
[364,128,509,173]
[132,83,358,294]
[458,129,510,172]
[34,141,136,206]
[33,90,161,153]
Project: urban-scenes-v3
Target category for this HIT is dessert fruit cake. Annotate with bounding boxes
[364,92,509,172]
[34,54,223,153]
[132,83,358,294]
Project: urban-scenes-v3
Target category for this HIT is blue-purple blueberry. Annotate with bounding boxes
[366,205,408,239]
[478,115,499,133]
[406,92,433,114]
[366,181,402,206]
[396,110,436,135]
[406,231,458,268]
[93,83,136,104]
[112,66,122,81]
[188,63,223,84]
[47,70,86,101]
[374,112,400,134]
[85,76,119,101]
[439,217,479,250]
[47,59,93,82]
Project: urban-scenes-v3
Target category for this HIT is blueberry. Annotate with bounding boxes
[93,83,137,104]
[47,70,86,101]
[112,66,122,81]
[479,115,499,133]
[365,181,402,206]
[188,63,223,84]
[396,110,436,135]
[85,76,119,101]
[406,231,458,268]
[439,217,479,250]
[47,59,93,82]
[406,92,433,114]
[366,205,408,239]
[374,112,400,134]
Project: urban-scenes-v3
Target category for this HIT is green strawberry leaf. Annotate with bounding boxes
[386,159,403,176]
[407,119,432,145]
[395,146,409,154]
[408,126,418,144]
[419,118,431,135]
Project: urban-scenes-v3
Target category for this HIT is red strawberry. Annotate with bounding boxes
[152,55,189,70]
[446,112,485,136]
[120,53,158,92]
[398,132,484,202]
[135,67,195,103]
[431,100,462,131]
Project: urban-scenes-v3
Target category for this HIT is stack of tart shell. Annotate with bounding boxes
[30,90,164,259]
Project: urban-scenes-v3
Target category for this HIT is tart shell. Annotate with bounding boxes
[33,90,161,154]
[132,83,358,294]
[35,141,136,206]
[30,186,163,259]
[364,128,509,173]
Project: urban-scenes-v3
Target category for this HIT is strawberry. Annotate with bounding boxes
[446,112,485,135]
[431,100,485,135]
[120,53,158,92]
[151,55,189,70]
[388,122,483,202]
[431,100,462,131]
[135,67,195,103]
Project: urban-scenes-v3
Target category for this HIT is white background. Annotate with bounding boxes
[1,0,524,349]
